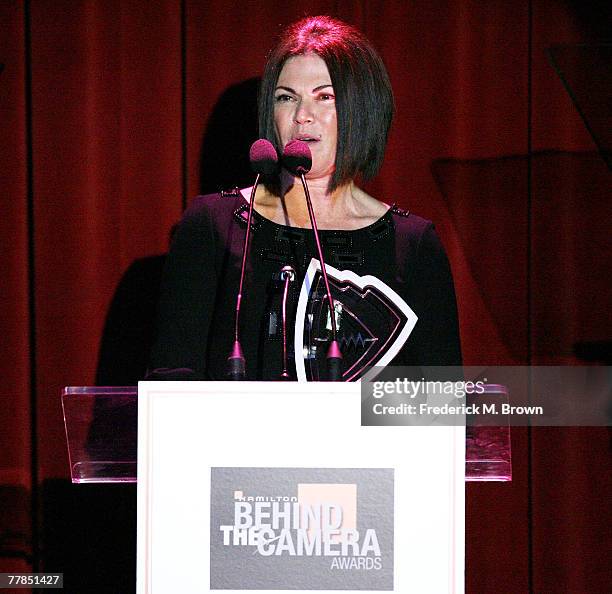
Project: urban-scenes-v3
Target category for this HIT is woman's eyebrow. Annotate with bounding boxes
[275,84,333,93]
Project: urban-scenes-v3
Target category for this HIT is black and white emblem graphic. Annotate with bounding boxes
[295,259,418,382]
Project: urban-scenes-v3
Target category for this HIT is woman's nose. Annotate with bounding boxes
[294,100,314,124]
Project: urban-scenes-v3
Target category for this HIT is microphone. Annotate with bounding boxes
[227,139,279,380]
[282,139,312,175]
[282,140,343,381]
[250,138,280,175]
[279,265,296,381]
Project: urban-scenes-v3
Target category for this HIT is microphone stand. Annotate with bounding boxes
[298,173,343,381]
[227,175,260,380]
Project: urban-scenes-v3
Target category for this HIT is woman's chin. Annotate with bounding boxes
[305,168,335,183]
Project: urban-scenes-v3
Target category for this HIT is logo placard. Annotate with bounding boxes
[210,467,394,590]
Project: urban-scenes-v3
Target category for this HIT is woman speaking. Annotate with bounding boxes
[148,16,461,381]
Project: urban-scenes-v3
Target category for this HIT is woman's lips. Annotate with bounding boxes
[294,135,320,143]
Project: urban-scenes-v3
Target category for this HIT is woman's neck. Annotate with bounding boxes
[252,172,387,230]
[286,176,352,216]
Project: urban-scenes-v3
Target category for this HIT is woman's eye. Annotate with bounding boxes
[318,93,335,101]
[275,94,294,102]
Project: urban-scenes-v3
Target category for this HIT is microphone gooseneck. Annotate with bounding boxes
[227,139,279,380]
[282,140,343,381]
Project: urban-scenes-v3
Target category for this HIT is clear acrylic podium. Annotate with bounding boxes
[62,385,512,483]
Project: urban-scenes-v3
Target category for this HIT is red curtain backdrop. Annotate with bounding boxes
[1,1,610,592]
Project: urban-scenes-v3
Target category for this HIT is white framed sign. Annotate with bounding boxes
[137,381,465,593]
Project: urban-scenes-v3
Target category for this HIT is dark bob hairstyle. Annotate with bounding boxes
[258,16,394,193]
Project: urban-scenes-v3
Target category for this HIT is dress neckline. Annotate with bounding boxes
[236,192,398,234]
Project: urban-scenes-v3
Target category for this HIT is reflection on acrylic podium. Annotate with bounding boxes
[62,385,511,484]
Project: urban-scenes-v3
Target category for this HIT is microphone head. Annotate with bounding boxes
[249,139,279,175]
[282,140,312,175]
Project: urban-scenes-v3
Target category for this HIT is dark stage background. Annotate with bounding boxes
[1,1,610,592]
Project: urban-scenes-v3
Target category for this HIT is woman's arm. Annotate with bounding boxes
[404,223,462,366]
[147,199,219,379]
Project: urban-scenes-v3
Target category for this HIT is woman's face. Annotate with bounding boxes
[274,53,337,181]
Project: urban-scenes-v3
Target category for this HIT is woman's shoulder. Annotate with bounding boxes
[353,186,432,236]
[180,189,246,227]
[389,205,433,237]
[355,183,431,237]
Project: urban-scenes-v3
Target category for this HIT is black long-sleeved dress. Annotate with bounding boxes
[148,189,461,380]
